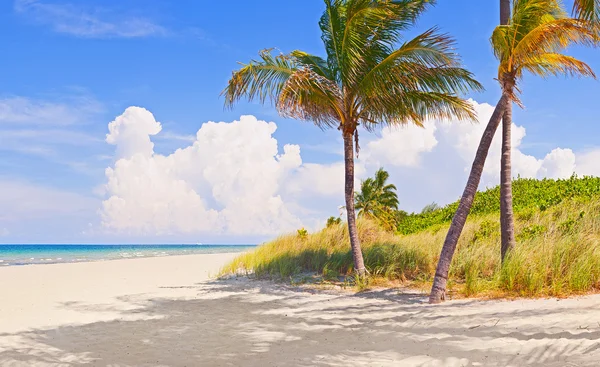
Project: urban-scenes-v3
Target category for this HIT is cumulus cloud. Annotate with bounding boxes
[14,0,166,38]
[361,123,438,168]
[574,150,600,177]
[99,102,600,239]
[102,108,303,236]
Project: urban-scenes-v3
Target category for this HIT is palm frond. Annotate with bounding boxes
[511,18,596,66]
[319,0,345,83]
[290,51,335,80]
[573,0,600,23]
[519,53,596,78]
[278,68,343,129]
[223,49,297,108]
[360,90,478,130]
[360,28,461,91]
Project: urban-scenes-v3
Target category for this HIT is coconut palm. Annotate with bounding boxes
[499,0,598,269]
[355,168,399,229]
[430,0,596,304]
[223,0,482,276]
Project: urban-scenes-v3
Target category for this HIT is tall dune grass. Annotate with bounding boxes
[221,198,600,298]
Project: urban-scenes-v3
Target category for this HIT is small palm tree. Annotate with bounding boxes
[430,0,596,304]
[223,0,482,276]
[355,168,399,229]
[326,216,342,228]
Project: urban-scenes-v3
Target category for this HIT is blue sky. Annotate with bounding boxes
[0,0,598,243]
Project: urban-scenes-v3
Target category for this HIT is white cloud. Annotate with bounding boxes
[106,106,162,159]
[101,108,303,236]
[361,123,438,167]
[98,103,600,240]
[575,150,600,177]
[14,0,166,38]
[537,148,577,179]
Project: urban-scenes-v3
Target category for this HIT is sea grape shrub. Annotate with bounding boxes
[473,220,500,242]
[397,176,600,235]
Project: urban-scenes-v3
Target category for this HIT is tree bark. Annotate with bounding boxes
[500,0,511,24]
[429,94,509,304]
[500,102,516,261]
[343,131,366,276]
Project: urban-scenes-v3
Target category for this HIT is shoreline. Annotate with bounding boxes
[2,252,600,366]
[0,244,253,267]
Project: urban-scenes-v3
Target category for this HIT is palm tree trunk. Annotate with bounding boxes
[500,102,516,261]
[499,0,515,262]
[343,131,366,276]
[429,94,510,304]
[500,0,511,24]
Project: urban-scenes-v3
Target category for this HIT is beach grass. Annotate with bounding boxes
[220,196,600,298]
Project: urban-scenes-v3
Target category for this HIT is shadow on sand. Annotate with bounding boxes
[1,278,600,366]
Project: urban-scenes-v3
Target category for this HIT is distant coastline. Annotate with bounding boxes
[0,244,255,267]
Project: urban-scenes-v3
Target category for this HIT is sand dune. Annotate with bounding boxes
[1,254,600,366]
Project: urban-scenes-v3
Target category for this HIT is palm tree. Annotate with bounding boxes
[429,0,596,304]
[355,168,399,229]
[223,0,482,276]
[499,0,598,268]
[326,216,342,227]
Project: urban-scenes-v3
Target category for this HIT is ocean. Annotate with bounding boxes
[0,244,256,267]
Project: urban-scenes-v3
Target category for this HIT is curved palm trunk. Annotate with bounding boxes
[429,94,510,304]
[343,132,366,276]
[500,103,516,261]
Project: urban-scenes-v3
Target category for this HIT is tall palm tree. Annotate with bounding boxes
[355,168,399,229]
[499,0,599,266]
[429,0,596,304]
[223,0,482,276]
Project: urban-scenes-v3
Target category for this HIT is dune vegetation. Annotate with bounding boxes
[220,176,600,298]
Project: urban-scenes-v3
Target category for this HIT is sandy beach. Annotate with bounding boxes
[1,254,600,366]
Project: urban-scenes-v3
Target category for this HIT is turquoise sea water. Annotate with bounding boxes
[0,244,256,267]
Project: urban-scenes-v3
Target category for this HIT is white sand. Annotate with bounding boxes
[1,254,600,366]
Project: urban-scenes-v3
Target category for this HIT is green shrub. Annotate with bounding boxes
[473,220,500,242]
